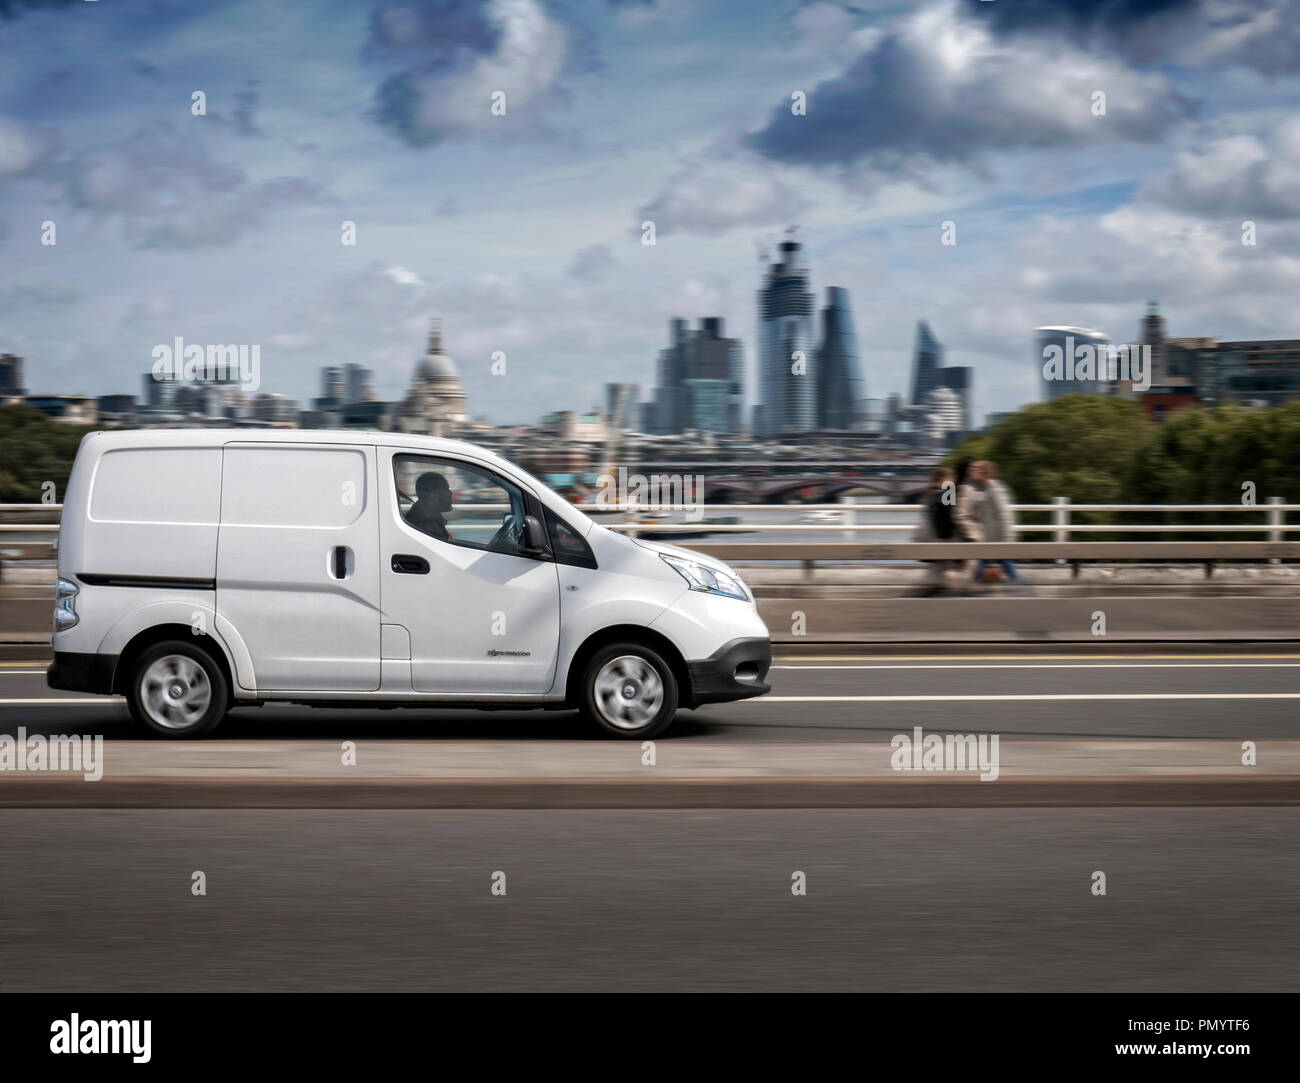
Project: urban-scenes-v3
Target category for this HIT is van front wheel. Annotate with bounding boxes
[580,644,678,738]
[127,641,229,738]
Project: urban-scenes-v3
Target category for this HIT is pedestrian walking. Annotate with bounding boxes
[972,460,1021,585]
[914,466,957,595]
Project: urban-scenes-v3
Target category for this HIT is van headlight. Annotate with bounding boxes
[660,554,749,601]
[54,577,79,632]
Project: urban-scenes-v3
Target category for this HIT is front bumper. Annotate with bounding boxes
[48,651,117,696]
[686,637,771,706]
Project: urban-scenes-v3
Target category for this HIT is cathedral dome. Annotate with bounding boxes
[416,353,460,382]
[399,318,468,437]
[415,321,462,383]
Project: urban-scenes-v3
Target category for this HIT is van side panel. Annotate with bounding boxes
[216,443,381,692]
[81,447,221,580]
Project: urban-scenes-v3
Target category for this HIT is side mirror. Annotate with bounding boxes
[523,514,549,556]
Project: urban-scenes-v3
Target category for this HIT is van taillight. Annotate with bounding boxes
[54,577,79,632]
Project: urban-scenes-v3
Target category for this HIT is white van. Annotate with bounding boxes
[48,430,771,738]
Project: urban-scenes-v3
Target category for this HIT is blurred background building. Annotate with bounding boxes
[816,286,865,430]
[756,233,816,438]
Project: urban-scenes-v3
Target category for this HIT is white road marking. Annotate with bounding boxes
[774,662,1300,670]
[764,693,1300,702]
[775,654,1300,662]
[0,698,122,705]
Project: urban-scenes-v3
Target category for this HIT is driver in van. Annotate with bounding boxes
[406,471,454,542]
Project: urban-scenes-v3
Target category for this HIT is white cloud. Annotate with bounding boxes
[0,116,58,177]
[1144,118,1300,220]
[636,161,809,237]
[384,265,428,287]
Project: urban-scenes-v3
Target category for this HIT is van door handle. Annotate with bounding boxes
[332,546,350,579]
[391,554,430,574]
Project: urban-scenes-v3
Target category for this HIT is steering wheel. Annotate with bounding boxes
[487,512,526,553]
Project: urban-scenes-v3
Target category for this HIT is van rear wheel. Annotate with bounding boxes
[579,643,678,738]
[126,640,229,738]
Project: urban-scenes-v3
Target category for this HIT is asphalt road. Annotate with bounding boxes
[3,648,1300,739]
[0,807,1295,991]
[3,647,1296,991]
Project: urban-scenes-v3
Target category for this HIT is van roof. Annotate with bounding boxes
[81,427,505,460]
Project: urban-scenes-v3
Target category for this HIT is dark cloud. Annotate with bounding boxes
[960,0,1300,74]
[958,0,1199,35]
[365,0,502,65]
[47,125,324,248]
[232,81,263,138]
[128,59,164,79]
[367,0,572,148]
[371,71,435,147]
[0,0,77,17]
[0,278,82,309]
[567,243,618,280]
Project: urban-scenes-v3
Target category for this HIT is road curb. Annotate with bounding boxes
[1,774,1298,808]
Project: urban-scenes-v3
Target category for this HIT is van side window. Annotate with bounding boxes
[393,454,534,559]
[543,507,597,569]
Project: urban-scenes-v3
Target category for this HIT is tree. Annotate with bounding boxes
[0,405,95,503]
[950,394,1151,505]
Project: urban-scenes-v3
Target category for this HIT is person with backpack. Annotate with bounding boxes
[915,466,957,595]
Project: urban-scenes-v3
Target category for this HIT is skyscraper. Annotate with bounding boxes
[925,386,963,446]
[693,317,744,433]
[1140,300,1167,385]
[909,320,943,406]
[343,362,375,404]
[605,382,641,433]
[757,234,816,436]
[649,316,743,434]
[1037,326,1112,399]
[936,365,972,431]
[815,286,864,429]
[0,354,26,398]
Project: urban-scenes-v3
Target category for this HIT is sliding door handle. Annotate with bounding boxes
[391,554,430,574]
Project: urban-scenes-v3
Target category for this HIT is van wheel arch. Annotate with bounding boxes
[113,624,237,701]
[566,626,693,710]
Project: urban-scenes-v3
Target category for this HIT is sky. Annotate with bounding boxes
[2,0,1300,426]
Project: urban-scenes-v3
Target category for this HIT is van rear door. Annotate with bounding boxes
[217,442,381,691]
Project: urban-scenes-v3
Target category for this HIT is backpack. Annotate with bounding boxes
[927,489,956,540]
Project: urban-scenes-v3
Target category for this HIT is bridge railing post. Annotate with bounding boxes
[1269,495,1282,565]
[1053,496,1070,565]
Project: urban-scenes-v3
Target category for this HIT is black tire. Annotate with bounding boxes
[578,642,678,738]
[125,639,229,738]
